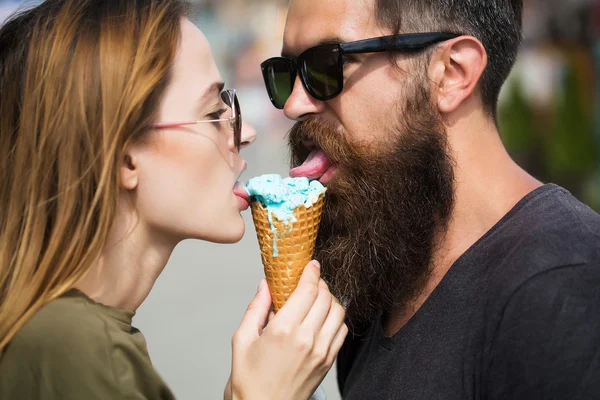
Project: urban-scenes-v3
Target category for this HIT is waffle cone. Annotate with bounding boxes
[250,194,325,311]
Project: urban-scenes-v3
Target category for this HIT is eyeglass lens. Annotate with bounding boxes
[221,90,242,152]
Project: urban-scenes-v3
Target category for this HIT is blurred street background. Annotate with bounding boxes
[2,0,599,399]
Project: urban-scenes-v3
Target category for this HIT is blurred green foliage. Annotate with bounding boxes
[498,49,599,211]
[546,63,595,178]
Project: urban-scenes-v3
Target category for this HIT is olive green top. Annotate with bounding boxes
[0,289,175,399]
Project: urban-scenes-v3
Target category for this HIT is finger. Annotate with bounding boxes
[315,298,346,350]
[301,279,333,332]
[261,310,276,333]
[274,260,321,326]
[327,322,349,365]
[235,279,272,342]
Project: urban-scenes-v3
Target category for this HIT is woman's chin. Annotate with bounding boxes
[196,220,246,244]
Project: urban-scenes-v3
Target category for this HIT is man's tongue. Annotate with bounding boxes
[290,149,332,180]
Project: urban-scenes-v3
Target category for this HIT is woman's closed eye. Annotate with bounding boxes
[209,108,227,121]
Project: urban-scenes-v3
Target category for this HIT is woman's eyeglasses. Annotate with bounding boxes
[151,89,242,152]
[261,32,460,109]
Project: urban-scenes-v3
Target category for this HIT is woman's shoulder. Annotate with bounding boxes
[0,292,115,396]
[11,290,111,350]
[0,290,173,399]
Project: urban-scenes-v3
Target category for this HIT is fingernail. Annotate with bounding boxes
[257,278,266,293]
[312,260,321,269]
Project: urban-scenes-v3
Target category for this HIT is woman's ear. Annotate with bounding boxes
[428,35,488,114]
[120,149,139,191]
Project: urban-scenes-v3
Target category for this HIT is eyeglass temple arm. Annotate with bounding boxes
[152,119,231,129]
[340,32,460,55]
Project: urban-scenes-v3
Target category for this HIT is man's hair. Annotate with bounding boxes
[375,0,523,117]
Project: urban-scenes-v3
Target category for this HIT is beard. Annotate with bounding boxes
[288,80,455,327]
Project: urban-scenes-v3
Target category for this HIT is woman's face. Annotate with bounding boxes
[126,19,256,244]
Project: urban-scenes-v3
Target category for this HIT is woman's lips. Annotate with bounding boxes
[233,182,250,210]
[289,148,336,184]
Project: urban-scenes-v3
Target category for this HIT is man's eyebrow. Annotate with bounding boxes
[281,35,347,58]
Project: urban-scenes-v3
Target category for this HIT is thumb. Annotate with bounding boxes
[236,278,272,340]
[275,260,322,324]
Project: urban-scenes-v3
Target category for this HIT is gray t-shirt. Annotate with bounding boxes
[337,184,600,399]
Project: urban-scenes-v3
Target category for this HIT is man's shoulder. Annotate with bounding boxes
[483,259,600,399]
[478,184,600,316]
[527,184,600,239]
[470,188,600,398]
[487,184,600,276]
[505,184,598,241]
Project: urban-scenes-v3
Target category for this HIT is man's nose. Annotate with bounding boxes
[283,75,325,121]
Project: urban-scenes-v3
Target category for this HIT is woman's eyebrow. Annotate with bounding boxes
[195,81,226,115]
[198,81,225,105]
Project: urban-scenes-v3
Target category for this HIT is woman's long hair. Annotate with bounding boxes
[0,0,189,352]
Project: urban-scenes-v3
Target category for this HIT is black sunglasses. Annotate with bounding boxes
[261,32,460,109]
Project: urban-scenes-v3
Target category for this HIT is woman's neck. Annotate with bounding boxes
[75,206,177,312]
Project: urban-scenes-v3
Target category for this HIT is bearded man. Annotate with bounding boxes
[259,0,600,398]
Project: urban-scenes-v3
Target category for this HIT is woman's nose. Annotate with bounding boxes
[239,121,257,150]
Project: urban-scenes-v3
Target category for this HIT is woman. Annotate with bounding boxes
[0,0,348,399]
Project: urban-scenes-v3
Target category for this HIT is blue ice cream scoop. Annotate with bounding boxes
[246,174,326,256]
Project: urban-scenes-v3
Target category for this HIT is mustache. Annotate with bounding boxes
[288,118,362,168]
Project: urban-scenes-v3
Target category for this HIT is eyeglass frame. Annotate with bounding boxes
[261,32,461,109]
[151,89,242,152]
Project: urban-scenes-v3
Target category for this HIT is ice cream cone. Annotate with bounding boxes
[250,194,325,311]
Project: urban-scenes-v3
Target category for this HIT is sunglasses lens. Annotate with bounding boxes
[303,45,341,99]
[263,59,293,109]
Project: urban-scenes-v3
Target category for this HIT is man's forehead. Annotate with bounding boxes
[283,0,382,57]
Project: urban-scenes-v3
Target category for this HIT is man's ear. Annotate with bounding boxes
[120,149,139,191]
[428,36,487,114]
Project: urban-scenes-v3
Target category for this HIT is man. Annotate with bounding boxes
[259,0,600,399]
